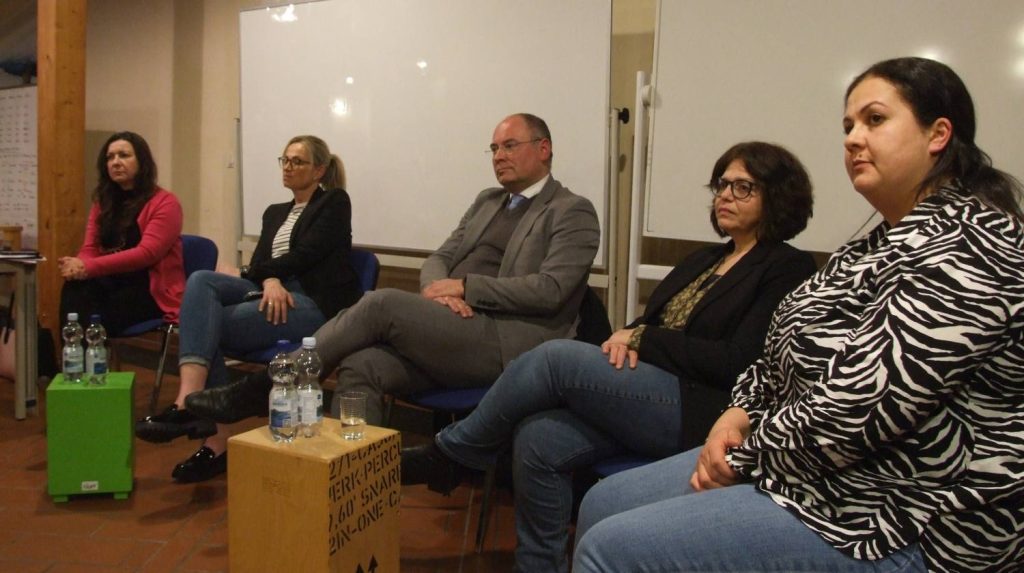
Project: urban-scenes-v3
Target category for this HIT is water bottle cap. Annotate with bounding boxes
[90,314,101,323]
[67,313,78,321]
[302,337,316,349]
[276,339,291,348]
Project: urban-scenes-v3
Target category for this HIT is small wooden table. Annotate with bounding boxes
[228,421,401,572]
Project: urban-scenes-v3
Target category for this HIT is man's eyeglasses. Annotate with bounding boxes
[278,156,312,169]
[487,138,542,156]
[710,178,761,200]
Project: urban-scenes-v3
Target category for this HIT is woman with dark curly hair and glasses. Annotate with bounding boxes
[402,141,817,572]
[59,131,184,336]
[574,57,1024,573]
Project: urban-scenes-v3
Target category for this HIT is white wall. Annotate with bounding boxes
[82,0,656,267]
[85,0,176,193]
[195,0,271,264]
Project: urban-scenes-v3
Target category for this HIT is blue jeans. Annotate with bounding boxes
[574,447,927,572]
[435,339,683,572]
[177,270,326,388]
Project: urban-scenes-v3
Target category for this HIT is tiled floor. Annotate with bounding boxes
[0,344,517,572]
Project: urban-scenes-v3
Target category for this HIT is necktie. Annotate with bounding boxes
[508,194,525,210]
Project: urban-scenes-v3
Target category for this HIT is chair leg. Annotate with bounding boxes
[108,340,121,372]
[149,324,175,415]
[475,464,497,553]
[382,394,395,427]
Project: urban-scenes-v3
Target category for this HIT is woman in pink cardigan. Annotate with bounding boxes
[58,132,185,335]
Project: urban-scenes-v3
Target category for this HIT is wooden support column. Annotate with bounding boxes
[37,0,87,336]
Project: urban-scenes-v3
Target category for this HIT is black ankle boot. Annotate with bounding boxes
[401,442,473,495]
[135,404,216,443]
[184,372,272,424]
[172,446,227,483]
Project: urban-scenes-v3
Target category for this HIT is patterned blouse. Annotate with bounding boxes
[627,261,721,349]
[728,184,1024,572]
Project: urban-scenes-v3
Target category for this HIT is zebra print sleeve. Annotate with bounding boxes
[749,230,1022,475]
[723,185,1024,570]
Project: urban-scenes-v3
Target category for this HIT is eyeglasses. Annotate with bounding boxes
[487,138,542,156]
[278,156,312,169]
[710,178,761,200]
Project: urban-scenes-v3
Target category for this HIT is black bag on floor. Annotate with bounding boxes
[0,292,58,381]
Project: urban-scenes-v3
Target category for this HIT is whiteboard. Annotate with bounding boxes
[645,0,1024,253]
[0,86,37,249]
[240,0,611,260]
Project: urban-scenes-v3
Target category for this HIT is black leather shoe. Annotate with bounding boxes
[185,372,272,424]
[135,404,216,443]
[172,446,227,483]
[401,442,474,495]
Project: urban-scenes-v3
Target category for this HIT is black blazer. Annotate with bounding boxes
[628,241,817,448]
[247,187,361,318]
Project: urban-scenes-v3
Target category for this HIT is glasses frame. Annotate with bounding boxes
[487,138,542,156]
[710,177,761,201]
[278,156,312,169]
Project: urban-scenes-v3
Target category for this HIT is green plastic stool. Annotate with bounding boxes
[47,372,135,502]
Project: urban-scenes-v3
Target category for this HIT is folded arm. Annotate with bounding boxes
[78,192,183,279]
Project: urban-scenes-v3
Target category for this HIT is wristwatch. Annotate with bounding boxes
[239,265,251,279]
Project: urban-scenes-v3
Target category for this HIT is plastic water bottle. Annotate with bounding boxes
[84,314,108,385]
[296,337,324,438]
[267,340,298,442]
[61,313,85,383]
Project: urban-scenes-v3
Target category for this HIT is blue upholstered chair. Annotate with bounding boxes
[112,234,218,414]
[223,248,381,364]
[591,454,658,478]
[387,286,612,551]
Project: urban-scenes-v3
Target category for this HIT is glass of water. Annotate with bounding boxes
[339,391,367,440]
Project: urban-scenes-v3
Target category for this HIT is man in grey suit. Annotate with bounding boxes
[185,113,600,425]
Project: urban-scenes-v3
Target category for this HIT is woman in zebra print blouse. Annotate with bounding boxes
[573,57,1024,572]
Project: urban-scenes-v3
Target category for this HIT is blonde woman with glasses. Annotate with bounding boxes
[136,135,362,483]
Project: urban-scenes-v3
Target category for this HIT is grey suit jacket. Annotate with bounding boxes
[420,176,600,366]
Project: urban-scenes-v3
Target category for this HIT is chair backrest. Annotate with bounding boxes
[351,248,380,294]
[181,234,218,278]
[574,286,612,346]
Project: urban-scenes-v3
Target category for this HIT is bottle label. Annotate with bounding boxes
[299,394,321,424]
[63,351,84,374]
[270,407,292,428]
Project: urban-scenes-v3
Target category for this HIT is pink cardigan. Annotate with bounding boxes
[77,188,186,323]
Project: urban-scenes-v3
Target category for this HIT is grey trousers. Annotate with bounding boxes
[312,288,505,423]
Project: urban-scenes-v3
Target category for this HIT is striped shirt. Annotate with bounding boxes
[728,184,1024,572]
[270,202,306,259]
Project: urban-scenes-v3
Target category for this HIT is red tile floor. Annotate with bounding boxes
[0,341,517,572]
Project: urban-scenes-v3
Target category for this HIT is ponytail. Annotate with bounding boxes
[321,154,346,190]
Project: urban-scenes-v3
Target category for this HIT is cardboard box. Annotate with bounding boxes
[229,421,401,572]
[46,372,135,502]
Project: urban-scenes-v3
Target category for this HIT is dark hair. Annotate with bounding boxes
[285,135,346,189]
[93,131,159,250]
[846,57,1023,218]
[512,113,553,167]
[707,141,814,243]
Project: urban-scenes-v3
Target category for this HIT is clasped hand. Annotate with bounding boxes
[601,328,638,369]
[690,420,745,492]
[57,257,88,280]
[259,278,294,325]
[422,278,473,318]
